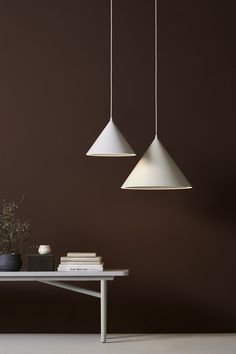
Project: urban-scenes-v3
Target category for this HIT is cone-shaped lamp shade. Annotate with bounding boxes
[86,119,136,157]
[121,136,192,189]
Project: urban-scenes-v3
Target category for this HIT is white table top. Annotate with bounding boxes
[0,270,129,281]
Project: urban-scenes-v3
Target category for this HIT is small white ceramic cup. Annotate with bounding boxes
[38,245,51,255]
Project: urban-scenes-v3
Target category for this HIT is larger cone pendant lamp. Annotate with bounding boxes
[121,0,192,190]
[86,0,135,157]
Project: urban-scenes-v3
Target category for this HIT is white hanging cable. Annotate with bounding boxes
[155,0,158,136]
[110,0,113,119]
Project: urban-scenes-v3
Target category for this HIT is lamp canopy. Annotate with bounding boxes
[86,118,135,157]
[121,136,192,190]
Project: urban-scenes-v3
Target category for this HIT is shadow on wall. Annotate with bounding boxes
[110,289,236,333]
[186,164,236,225]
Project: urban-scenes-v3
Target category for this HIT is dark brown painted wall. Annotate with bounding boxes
[0,0,235,333]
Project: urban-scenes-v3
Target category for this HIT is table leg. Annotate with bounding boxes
[100,279,107,343]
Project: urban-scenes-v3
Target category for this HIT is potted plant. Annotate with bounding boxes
[0,198,31,271]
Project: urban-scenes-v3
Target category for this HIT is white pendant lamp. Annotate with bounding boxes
[121,0,192,190]
[86,0,135,157]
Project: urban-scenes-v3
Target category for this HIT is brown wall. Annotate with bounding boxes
[0,0,235,333]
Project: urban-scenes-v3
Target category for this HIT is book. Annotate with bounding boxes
[60,257,101,262]
[60,261,101,265]
[58,264,103,271]
[67,252,96,257]
[58,263,103,268]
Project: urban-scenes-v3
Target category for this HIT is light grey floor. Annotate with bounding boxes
[0,334,235,354]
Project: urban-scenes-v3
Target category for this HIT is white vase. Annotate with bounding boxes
[38,245,51,255]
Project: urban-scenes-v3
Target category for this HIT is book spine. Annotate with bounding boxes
[60,257,101,262]
[58,264,103,268]
[60,261,101,265]
[67,253,96,257]
[58,265,103,271]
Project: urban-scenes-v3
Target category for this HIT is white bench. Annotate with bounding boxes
[0,270,129,343]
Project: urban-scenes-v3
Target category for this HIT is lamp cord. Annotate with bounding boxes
[110,0,113,119]
[110,0,157,127]
[155,0,158,136]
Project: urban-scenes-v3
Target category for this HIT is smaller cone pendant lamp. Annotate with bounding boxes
[86,0,135,157]
[121,0,192,190]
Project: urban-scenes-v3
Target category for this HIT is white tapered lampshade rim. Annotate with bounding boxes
[87,153,136,157]
[121,185,192,190]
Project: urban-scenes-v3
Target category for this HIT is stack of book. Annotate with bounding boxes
[57,252,103,272]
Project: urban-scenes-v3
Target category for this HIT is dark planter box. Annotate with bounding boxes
[26,254,54,271]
